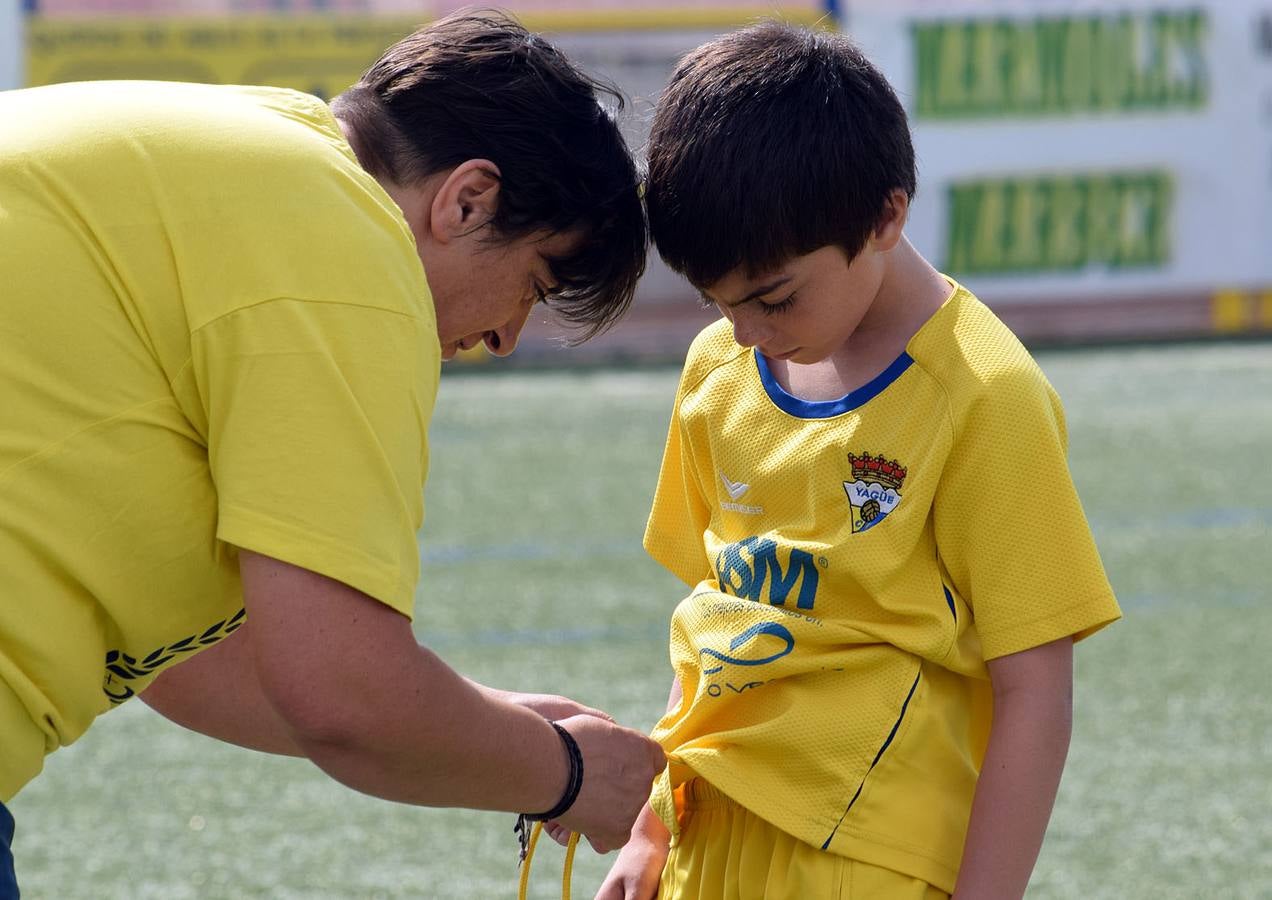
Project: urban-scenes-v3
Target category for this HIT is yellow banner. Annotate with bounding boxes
[26,8,830,96]
[27,17,422,97]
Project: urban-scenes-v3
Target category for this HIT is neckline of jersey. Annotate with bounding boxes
[752,277,965,419]
[754,350,915,419]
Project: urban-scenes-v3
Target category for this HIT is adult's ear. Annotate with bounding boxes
[870,189,910,253]
[427,159,502,243]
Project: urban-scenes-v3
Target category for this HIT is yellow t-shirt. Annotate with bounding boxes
[645,283,1121,892]
[0,81,438,801]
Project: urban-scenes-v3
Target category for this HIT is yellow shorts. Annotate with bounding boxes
[660,780,948,900]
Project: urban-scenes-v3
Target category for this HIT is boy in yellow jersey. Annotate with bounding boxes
[0,11,665,897]
[596,22,1122,900]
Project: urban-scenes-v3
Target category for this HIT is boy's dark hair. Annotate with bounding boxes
[646,21,915,287]
[332,10,646,340]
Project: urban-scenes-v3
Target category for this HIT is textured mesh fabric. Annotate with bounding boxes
[646,282,1120,892]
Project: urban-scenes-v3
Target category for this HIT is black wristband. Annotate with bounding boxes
[514,721,585,863]
[523,721,584,821]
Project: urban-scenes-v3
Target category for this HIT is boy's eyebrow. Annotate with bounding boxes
[705,275,794,308]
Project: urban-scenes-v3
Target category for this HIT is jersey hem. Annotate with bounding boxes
[825,826,960,894]
[980,590,1121,660]
[655,769,960,895]
[0,669,47,803]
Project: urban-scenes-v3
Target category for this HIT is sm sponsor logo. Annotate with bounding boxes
[714,535,821,610]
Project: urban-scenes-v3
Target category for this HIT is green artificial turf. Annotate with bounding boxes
[10,342,1271,899]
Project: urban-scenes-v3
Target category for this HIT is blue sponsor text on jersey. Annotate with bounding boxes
[715,535,821,610]
[848,482,898,503]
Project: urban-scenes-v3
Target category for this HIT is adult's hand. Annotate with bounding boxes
[489,688,614,723]
[549,715,665,853]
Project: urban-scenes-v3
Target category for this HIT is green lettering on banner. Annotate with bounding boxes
[943,170,1173,275]
[1006,20,1041,112]
[1036,16,1068,114]
[1048,177,1086,271]
[968,20,1005,112]
[911,9,1208,118]
[1091,14,1132,110]
[1179,10,1209,106]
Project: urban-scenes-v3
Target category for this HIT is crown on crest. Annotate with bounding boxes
[848,452,907,491]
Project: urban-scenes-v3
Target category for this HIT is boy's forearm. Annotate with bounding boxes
[632,798,672,847]
[953,639,1073,900]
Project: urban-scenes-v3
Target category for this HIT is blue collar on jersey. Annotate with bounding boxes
[754,350,915,419]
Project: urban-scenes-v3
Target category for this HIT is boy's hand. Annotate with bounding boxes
[594,805,671,899]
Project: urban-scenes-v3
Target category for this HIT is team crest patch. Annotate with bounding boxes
[844,452,907,533]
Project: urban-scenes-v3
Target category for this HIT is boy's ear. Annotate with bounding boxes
[428,159,502,243]
[871,189,909,253]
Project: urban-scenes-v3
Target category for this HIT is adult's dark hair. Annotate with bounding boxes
[646,21,916,287]
[332,9,646,340]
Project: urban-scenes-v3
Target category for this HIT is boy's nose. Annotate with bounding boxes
[730,315,768,349]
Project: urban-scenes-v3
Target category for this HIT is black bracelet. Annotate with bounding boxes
[515,721,584,861]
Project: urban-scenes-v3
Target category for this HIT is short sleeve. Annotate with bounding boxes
[644,370,714,588]
[933,366,1120,659]
[191,298,438,617]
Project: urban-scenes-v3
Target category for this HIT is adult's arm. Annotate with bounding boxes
[140,621,610,756]
[952,637,1074,899]
[465,679,614,724]
[140,623,303,756]
[236,550,664,851]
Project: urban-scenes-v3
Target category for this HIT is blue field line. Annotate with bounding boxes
[418,588,1262,650]
[1116,591,1266,611]
[420,621,665,649]
[418,507,1270,568]
[420,538,641,565]
[1087,506,1272,533]
[417,590,1262,650]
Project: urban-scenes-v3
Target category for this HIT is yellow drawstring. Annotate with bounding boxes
[517,821,580,900]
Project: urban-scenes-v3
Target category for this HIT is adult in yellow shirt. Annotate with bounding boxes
[0,12,663,896]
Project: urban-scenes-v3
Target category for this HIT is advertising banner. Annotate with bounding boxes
[846,0,1271,333]
[17,1,1270,345]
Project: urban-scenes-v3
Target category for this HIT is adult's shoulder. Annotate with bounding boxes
[100,83,430,327]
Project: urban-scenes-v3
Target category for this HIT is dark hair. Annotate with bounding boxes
[332,9,647,340]
[646,21,916,287]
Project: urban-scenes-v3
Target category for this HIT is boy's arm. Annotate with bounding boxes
[594,677,682,900]
[952,637,1073,900]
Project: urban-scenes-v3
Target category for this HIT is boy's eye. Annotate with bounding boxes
[759,293,796,315]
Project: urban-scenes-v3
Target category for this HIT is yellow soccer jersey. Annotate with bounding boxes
[0,81,437,800]
[646,283,1121,892]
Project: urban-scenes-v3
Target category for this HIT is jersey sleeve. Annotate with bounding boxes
[644,366,715,589]
[933,366,1120,660]
[191,298,438,617]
